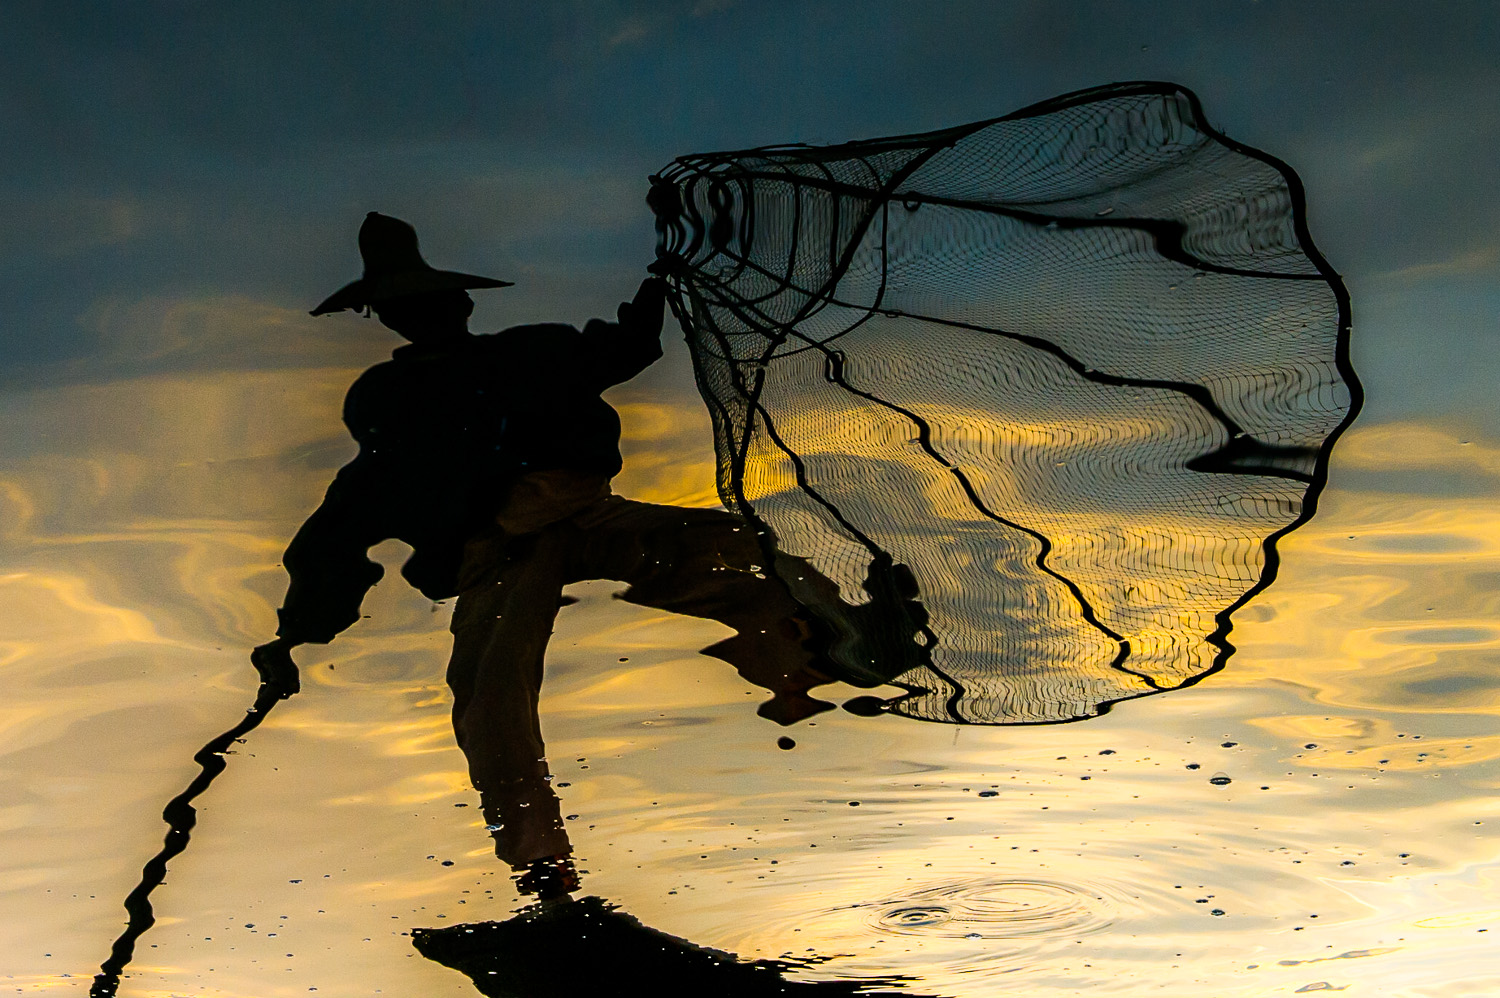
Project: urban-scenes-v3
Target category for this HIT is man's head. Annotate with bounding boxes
[370,289,475,344]
[311,212,511,319]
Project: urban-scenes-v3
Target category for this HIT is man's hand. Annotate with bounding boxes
[617,276,667,334]
[251,638,301,698]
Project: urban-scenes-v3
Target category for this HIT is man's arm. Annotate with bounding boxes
[253,457,389,695]
[577,277,667,390]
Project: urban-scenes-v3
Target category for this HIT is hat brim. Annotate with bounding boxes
[310,268,514,316]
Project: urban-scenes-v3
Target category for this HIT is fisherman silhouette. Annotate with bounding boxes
[252,212,924,899]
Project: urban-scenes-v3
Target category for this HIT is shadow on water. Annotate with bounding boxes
[413,896,935,997]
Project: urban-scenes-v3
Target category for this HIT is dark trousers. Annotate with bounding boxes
[446,495,832,868]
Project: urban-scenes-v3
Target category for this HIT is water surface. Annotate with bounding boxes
[2,5,1497,996]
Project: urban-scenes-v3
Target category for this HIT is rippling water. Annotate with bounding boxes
[2,366,1497,995]
[3,13,1498,992]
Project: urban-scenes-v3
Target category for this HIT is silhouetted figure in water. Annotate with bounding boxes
[254,213,901,898]
[412,895,927,997]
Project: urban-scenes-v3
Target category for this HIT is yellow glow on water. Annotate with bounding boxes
[1416,910,1500,930]
[0,570,164,645]
[1,349,1496,996]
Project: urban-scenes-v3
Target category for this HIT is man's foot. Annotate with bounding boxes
[514,853,580,901]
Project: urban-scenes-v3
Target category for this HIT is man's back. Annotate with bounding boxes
[273,284,666,649]
[343,319,660,481]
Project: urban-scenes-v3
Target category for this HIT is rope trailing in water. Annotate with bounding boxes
[90,682,288,997]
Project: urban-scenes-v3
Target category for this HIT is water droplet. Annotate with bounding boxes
[1209,773,1232,786]
[777,737,796,750]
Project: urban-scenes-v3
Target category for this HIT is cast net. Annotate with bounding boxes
[649,82,1359,724]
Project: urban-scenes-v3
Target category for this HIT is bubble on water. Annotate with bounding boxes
[1209,773,1232,786]
[863,878,1119,939]
[880,906,953,929]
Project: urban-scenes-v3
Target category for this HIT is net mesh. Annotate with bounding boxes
[649,82,1360,725]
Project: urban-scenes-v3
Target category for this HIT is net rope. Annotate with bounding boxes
[650,82,1360,724]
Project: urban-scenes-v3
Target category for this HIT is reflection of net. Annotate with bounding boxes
[651,82,1360,725]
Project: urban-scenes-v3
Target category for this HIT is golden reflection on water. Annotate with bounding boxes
[1,359,1497,995]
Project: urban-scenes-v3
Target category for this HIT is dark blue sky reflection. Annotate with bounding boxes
[2,1,1496,425]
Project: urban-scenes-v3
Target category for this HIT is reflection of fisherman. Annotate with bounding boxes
[252,213,871,898]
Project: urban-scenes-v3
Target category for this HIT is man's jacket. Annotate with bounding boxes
[275,315,662,645]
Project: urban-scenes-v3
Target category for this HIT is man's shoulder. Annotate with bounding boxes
[478,322,583,346]
[345,354,406,396]
[344,325,588,404]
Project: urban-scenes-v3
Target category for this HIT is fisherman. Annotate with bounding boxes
[253,213,848,898]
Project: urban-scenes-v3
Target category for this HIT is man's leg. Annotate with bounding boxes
[446,529,576,889]
[570,499,838,724]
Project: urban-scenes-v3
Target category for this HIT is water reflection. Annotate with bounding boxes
[652,82,1362,725]
[20,86,1486,997]
[244,215,922,895]
[81,212,930,992]
[415,896,927,997]
[15,414,1497,995]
